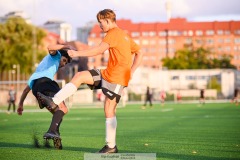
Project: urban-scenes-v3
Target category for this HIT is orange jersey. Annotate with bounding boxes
[101,27,140,86]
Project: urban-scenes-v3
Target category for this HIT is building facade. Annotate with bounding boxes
[42,20,72,42]
[88,18,240,70]
[76,21,97,44]
[129,67,240,99]
[0,11,31,24]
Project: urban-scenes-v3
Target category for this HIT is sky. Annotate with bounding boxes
[0,0,240,40]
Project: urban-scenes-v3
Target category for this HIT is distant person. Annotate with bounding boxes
[160,90,166,106]
[176,90,182,103]
[7,85,16,113]
[231,88,239,106]
[142,86,152,109]
[199,89,205,105]
[17,47,72,149]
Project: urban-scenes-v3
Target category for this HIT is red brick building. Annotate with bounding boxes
[88,18,240,69]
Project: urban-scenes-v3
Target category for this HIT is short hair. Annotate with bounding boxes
[96,9,116,22]
[58,49,72,63]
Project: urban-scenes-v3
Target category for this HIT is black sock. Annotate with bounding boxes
[48,110,64,133]
[56,119,62,135]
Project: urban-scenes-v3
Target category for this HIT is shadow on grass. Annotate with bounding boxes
[0,142,33,149]
[0,142,238,160]
[0,141,97,153]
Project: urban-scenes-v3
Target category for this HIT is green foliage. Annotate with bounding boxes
[162,46,236,69]
[128,92,141,101]
[165,92,174,101]
[207,76,221,92]
[0,17,47,76]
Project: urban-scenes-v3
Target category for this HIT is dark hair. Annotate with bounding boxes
[58,49,72,63]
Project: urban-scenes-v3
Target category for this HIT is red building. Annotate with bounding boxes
[88,18,240,69]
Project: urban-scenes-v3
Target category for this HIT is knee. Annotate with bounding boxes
[51,107,68,114]
[58,102,68,114]
[57,106,68,114]
[104,100,117,118]
[105,110,115,118]
[62,108,68,114]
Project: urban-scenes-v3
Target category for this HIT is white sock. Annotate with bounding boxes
[105,116,117,148]
[52,83,77,105]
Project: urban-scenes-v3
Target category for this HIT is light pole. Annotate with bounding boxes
[13,64,20,94]
[11,69,16,85]
[8,70,11,87]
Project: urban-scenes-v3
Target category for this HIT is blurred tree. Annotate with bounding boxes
[207,76,221,92]
[162,46,236,69]
[0,17,46,79]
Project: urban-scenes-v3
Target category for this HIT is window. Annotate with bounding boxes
[142,39,149,45]
[206,39,214,44]
[171,76,179,80]
[198,76,207,80]
[149,31,156,37]
[168,39,175,44]
[235,30,240,35]
[159,39,166,45]
[188,30,193,36]
[225,46,231,51]
[142,32,149,37]
[217,30,223,35]
[158,31,167,36]
[168,30,179,36]
[169,48,175,53]
[186,76,196,80]
[183,31,188,36]
[131,32,140,37]
[224,38,231,43]
[149,48,156,52]
[225,30,231,35]
[206,30,214,35]
[234,38,240,44]
[233,46,240,51]
[149,40,156,45]
[196,30,203,36]
[185,38,192,44]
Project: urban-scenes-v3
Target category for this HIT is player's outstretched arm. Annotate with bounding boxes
[68,42,109,58]
[48,44,73,51]
[17,85,31,115]
[47,44,77,55]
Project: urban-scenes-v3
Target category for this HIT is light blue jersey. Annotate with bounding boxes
[28,51,61,89]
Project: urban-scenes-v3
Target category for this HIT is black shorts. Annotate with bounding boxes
[32,77,60,108]
[87,69,125,103]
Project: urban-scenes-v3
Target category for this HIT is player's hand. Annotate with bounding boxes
[67,45,77,51]
[67,50,78,58]
[17,105,23,115]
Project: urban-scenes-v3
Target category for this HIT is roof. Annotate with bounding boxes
[90,18,240,34]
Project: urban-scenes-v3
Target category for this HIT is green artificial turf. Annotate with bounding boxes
[0,103,239,160]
